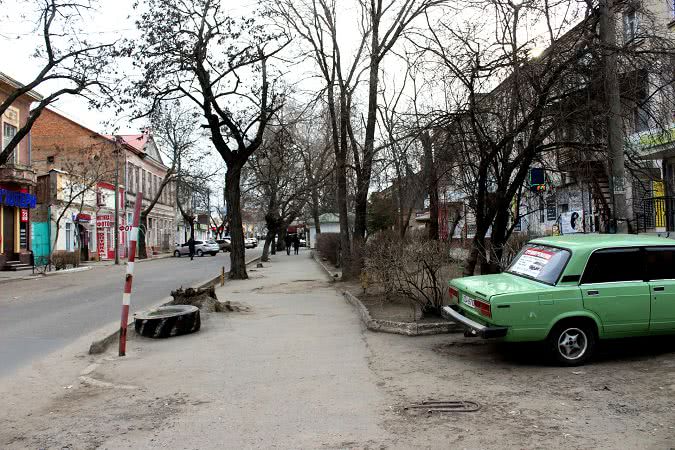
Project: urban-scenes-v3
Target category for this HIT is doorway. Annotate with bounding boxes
[2,206,16,259]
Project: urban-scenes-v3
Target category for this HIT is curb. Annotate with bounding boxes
[342,290,462,336]
[88,255,263,355]
[311,251,339,282]
[44,266,92,276]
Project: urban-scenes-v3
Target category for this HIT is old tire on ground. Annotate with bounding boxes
[134,305,201,338]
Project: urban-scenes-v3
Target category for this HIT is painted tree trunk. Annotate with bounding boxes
[226,164,247,279]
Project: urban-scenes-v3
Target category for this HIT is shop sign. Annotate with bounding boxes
[20,209,28,222]
[97,213,113,228]
[0,189,36,209]
[73,213,92,223]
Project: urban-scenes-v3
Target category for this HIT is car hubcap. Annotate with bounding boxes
[557,327,587,360]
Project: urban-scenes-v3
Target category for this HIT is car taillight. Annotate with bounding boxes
[448,286,459,302]
[474,298,492,318]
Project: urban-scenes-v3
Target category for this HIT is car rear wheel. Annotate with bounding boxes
[547,321,596,366]
[174,250,181,257]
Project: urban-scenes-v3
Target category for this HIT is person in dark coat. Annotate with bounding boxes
[293,235,300,255]
[284,234,292,255]
[188,237,196,260]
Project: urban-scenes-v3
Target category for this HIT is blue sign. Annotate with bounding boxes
[0,189,36,209]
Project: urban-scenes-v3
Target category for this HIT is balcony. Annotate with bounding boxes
[628,124,675,160]
[0,163,37,186]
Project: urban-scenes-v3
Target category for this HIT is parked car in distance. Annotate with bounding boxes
[299,238,307,247]
[173,240,220,257]
[245,237,257,249]
[216,238,231,252]
[444,234,675,366]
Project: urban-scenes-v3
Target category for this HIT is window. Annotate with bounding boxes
[539,197,545,223]
[644,247,675,280]
[507,244,571,285]
[65,223,72,251]
[633,106,650,133]
[582,248,643,284]
[623,10,639,42]
[3,122,18,163]
[546,195,557,221]
[128,163,135,193]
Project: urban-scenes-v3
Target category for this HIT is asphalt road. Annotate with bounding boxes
[0,247,262,377]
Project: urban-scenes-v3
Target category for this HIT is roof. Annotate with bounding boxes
[0,72,43,101]
[114,134,149,153]
[531,234,675,250]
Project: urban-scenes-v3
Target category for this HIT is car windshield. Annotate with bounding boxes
[506,244,570,285]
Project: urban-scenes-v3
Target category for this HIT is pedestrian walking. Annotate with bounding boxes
[285,234,292,255]
[293,235,300,255]
[188,237,196,260]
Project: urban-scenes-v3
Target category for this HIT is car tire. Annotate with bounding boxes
[197,249,204,257]
[174,250,181,257]
[134,305,201,338]
[547,321,596,366]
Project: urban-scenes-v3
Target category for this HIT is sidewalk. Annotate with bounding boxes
[1,250,392,449]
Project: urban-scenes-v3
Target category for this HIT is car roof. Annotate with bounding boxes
[530,234,675,251]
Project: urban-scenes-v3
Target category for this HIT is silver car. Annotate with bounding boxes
[173,240,220,257]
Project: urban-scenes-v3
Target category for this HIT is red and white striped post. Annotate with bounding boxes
[119,191,143,357]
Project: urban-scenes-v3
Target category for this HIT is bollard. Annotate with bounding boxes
[119,191,143,357]
[221,266,225,286]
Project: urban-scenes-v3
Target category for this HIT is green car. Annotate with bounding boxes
[444,234,675,365]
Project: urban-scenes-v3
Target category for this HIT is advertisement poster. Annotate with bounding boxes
[560,211,583,234]
[510,248,554,278]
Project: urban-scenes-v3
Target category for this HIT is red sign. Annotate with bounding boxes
[75,213,91,223]
[97,213,113,228]
[20,209,28,223]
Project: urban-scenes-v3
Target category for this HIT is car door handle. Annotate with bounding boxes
[653,286,665,292]
[587,290,599,296]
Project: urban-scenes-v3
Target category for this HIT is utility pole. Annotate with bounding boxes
[599,0,628,233]
[114,136,121,264]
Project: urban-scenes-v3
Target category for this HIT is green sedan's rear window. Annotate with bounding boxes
[507,244,571,284]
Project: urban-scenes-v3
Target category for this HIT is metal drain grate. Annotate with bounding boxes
[404,400,481,413]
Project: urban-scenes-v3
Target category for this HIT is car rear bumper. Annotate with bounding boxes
[442,306,508,338]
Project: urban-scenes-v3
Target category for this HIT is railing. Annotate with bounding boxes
[637,196,675,232]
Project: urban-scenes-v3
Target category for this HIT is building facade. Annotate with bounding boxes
[32,109,176,260]
[0,73,42,270]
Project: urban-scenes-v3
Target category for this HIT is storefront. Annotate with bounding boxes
[96,211,114,260]
[0,187,36,267]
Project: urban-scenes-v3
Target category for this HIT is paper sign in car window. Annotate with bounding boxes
[511,248,554,278]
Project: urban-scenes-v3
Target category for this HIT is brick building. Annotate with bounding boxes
[32,109,176,260]
[0,72,42,270]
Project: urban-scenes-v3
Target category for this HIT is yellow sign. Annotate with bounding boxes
[654,181,666,231]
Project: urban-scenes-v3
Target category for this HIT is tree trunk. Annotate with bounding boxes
[226,163,247,279]
[311,190,321,235]
[336,91,351,277]
[138,212,149,259]
[261,230,275,262]
[422,131,439,240]
[277,228,288,252]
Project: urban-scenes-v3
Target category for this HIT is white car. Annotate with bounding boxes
[244,237,258,249]
[173,240,220,257]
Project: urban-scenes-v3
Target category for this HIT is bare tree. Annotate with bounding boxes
[0,0,118,165]
[132,0,286,278]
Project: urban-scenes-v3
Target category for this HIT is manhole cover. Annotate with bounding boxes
[404,400,481,414]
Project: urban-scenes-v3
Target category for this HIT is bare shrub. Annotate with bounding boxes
[316,233,341,267]
[364,230,456,318]
[51,251,80,270]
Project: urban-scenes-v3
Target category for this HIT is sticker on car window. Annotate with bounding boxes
[510,248,554,278]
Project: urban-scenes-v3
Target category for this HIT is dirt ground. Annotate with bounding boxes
[2,254,675,449]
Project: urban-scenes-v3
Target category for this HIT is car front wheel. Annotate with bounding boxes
[547,321,596,366]
[196,249,204,257]
[174,250,181,257]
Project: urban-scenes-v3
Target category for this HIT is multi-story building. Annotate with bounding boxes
[32,108,176,260]
[0,72,42,270]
